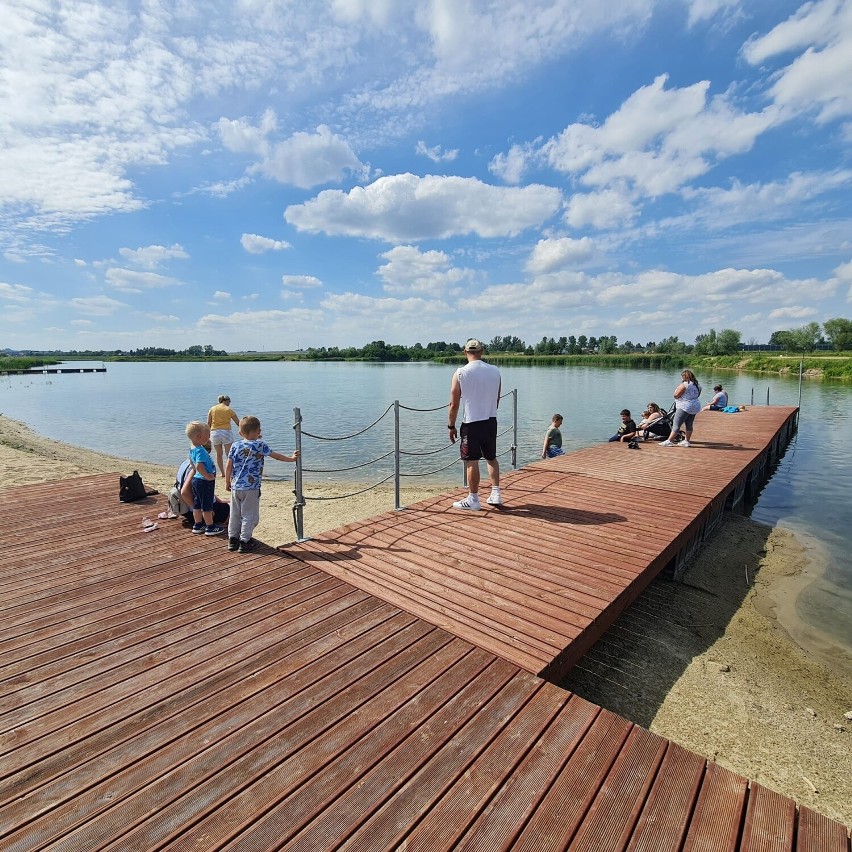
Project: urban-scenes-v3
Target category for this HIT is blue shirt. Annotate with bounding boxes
[228,439,272,490]
[189,445,216,479]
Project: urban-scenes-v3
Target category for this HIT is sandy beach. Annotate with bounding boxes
[1,414,850,827]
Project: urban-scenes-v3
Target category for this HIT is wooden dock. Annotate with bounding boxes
[2,405,850,850]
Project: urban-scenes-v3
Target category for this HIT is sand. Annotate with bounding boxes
[2,414,850,827]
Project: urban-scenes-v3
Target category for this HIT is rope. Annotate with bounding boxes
[399,457,461,477]
[300,403,393,441]
[398,402,449,413]
[400,440,455,457]
[304,472,397,501]
[303,449,395,474]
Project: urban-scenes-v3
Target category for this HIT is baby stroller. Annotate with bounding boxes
[640,403,684,442]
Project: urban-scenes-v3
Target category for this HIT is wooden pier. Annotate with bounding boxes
[2,405,849,850]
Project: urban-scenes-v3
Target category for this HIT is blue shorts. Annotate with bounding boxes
[191,477,215,512]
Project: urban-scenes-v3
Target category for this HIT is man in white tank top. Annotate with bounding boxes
[447,338,502,510]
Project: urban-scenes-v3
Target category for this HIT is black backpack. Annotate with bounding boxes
[119,470,157,503]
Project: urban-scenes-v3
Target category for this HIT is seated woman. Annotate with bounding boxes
[703,384,728,411]
[638,402,666,439]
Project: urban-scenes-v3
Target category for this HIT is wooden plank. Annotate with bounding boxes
[741,783,795,852]
[682,762,749,852]
[796,806,851,852]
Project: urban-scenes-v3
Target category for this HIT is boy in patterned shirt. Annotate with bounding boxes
[225,415,299,553]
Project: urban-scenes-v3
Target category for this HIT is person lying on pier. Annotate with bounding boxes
[608,409,638,443]
[541,414,565,458]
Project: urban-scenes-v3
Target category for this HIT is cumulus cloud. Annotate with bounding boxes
[377,245,474,296]
[685,0,744,28]
[105,268,181,292]
[285,173,562,241]
[526,237,595,275]
[119,244,189,268]
[218,110,277,155]
[253,125,367,189]
[241,234,292,254]
[282,275,323,289]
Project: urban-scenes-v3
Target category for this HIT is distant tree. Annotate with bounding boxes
[598,335,617,354]
[587,335,598,352]
[577,335,588,352]
[567,335,578,354]
[694,329,717,355]
[768,330,790,347]
[717,329,742,354]
[784,322,822,353]
[823,318,852,351]
[656,335,688,354]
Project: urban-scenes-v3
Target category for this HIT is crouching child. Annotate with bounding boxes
[225,415,299,553]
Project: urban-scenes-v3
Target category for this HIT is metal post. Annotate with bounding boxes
[292,407,307,541]
[751,388,754,405]
[798,357,803,409]
[394,400,402,510]
[766,387,770,406]
[512,389,518,469]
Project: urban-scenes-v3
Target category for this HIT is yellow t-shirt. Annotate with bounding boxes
[208,404,237,430]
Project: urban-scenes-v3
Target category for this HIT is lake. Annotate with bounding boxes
[2,359,850,651]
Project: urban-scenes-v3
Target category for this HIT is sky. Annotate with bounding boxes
[1,0,851,353]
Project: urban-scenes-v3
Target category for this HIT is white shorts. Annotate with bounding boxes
[210,428,234,446]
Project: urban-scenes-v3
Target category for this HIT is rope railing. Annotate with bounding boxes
[289,389,518,541]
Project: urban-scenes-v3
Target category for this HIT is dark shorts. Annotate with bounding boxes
[183,500,228,525]
[191,477,215,512]
[460,418,497,461]
[708,404,724,411]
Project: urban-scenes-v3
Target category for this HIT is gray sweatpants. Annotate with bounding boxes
[229,488,261,541]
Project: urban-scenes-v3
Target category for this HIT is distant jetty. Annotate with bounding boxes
[0,366,107,375]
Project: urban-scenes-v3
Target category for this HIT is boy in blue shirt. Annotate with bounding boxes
[225,415,299,553]
[185,421,225,536]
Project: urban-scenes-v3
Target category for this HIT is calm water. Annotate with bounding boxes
[2,360,850,648]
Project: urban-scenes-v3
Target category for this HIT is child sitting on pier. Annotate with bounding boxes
[225,415,299,553]
[608,409,637,443]
[541,414,566,458]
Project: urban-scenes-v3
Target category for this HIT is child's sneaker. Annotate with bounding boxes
[238,538,255,553]
[191,523,205,534]
[452,494,481,510]
[658,440,675,447]
[227,537,240,551]
[204,525,225,536]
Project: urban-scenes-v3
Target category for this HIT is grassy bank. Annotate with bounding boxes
[451,352,852,379]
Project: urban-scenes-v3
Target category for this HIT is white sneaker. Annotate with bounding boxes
[452,495,481,510]
[659,440,675,447]
[678,440,691,447]
[486,491,502,506]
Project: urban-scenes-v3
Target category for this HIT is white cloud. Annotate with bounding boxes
[744,0,852,123]
[684,0,743,28]
[74,258,87,267]
[565,188,637,230]
[415,141,459,162]
[241,234,292,254]
[71,295,127,315]
[119,244,189,268]
[526,237,595,275]
[213,291,231,301]
[285,173,562,241]
[0,282,33,302]
[253,125,367,189]
[377,245,474,296]
[218,110,277,155]
[768,305,819,320]
[282,275,323,289]
[105,268,181,292]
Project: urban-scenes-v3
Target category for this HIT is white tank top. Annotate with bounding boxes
[456,360,500,423]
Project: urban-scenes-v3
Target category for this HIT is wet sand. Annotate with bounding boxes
[2,414,850,826]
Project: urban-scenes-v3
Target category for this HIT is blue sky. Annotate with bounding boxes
[2,0,851,352]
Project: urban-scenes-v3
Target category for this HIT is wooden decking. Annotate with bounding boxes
[286,406,799,680]
[3,406,850,850]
